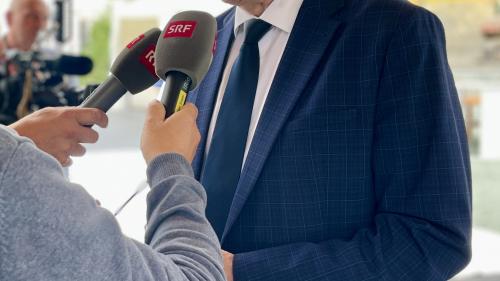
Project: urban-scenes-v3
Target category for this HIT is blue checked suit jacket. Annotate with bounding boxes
[188,0,472,280]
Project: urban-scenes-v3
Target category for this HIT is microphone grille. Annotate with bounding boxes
[155,11,217,90]
[111,28,161,94]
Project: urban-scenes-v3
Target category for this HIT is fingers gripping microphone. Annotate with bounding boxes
[155,11,217,117]
[80,28,161,112]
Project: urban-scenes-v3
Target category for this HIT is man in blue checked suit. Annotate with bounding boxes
[188,0,472,280]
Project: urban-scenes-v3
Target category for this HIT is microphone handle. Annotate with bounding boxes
[79,74,127,113]
[160,71,192,118]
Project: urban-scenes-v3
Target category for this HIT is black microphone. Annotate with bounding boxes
[44,55,93,75]
[155,11,217,117]
[55,0,72,43]
[79,28,161,112]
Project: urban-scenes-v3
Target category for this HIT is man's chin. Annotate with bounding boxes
[222,0,243,5]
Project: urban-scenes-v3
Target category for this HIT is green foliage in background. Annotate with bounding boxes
[80,11,111,86]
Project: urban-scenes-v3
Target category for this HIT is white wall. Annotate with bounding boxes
[110,0,231,60]
[481,91,500,160]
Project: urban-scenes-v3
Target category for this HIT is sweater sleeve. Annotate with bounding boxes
[0,134,224,281]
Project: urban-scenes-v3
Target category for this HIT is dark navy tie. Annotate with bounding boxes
[201,19,271,238]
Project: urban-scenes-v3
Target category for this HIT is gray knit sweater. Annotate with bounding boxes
[0,126,225,281]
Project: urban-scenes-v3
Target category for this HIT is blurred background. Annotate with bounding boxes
[0,0,498,280]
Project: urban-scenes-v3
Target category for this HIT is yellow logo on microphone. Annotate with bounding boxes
[175,90,187,112]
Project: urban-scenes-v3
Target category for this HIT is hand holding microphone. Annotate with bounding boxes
[9,107,108,166]
[80,10,216,116]
[80,11,216,163]
[155,11,217,117]
[114,12,216,215]
[10,12,216,167]
[141,101,200,164]
[16,28,160,165]
[141,10,216,163]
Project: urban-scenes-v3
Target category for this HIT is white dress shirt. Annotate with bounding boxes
[205,0,304,167]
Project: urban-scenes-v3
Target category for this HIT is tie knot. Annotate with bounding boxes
[244,19,271,44]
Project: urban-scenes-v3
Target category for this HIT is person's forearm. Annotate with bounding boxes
[145,153,225,281]
[232,213,469,280]
[0,135,223,280]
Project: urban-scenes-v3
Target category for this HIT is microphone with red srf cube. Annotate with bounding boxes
[155,11,217,117]
[79,28,161,112]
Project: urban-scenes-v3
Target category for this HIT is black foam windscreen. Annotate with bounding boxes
[111,28,161,94]
[45,55,93,75]
[155,11,217,90]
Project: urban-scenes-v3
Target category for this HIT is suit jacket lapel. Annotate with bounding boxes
[222,0,346,241]
[192,11,235,179]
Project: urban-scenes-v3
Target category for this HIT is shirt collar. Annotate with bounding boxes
[233,0,304,36]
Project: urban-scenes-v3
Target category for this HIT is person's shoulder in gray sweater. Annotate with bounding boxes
[0,125,225,281]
